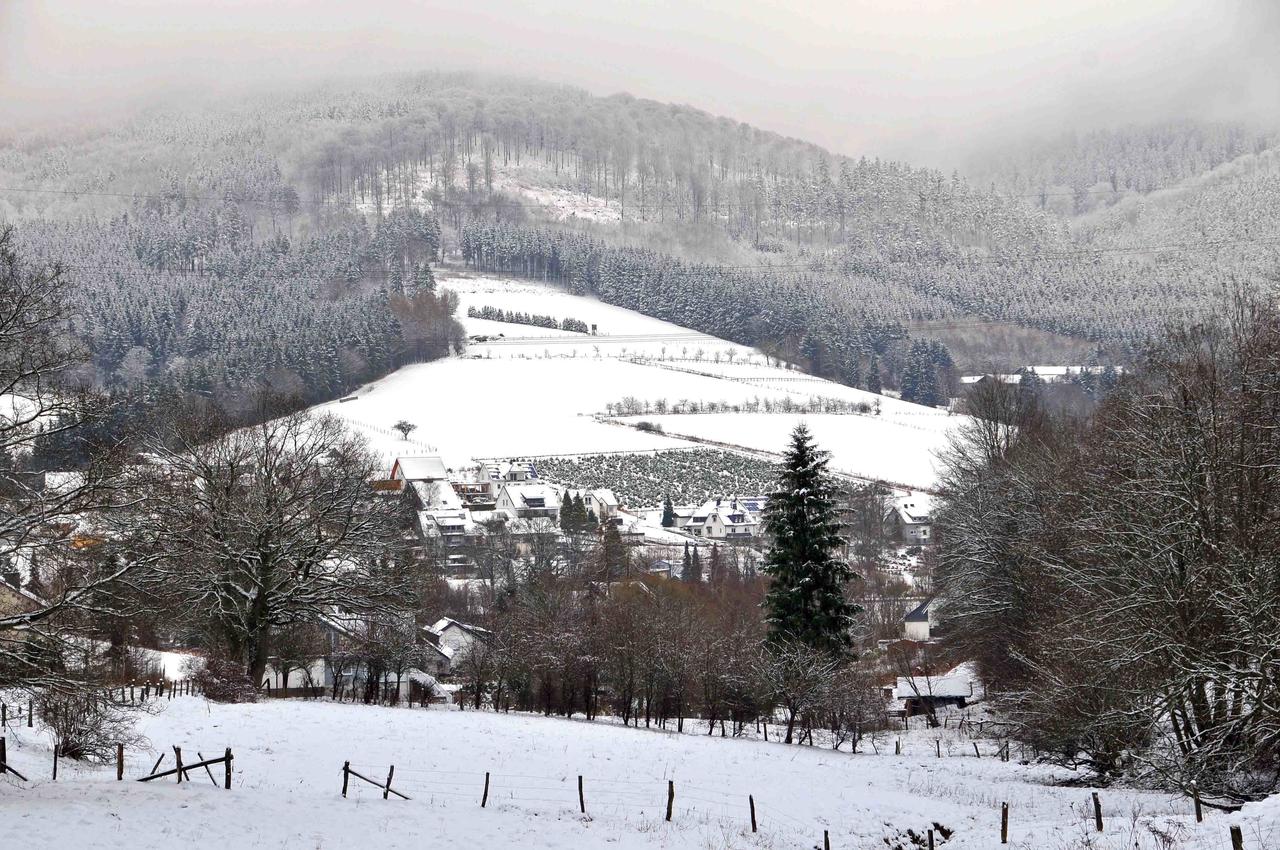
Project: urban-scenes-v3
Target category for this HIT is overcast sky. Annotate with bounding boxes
[2,0,1277,168]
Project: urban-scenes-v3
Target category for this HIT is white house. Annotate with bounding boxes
[902,599,932,641]
[563,488,620,520]
[495,482,561,521]
[885,495,933,545]
[684,497,762,541]
[481,460,539,496]
[418,617,491,678]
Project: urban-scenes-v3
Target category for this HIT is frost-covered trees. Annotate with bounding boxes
[760,425,859,654]
[134,414,408,685]
[0,229,147,696]
[936,300,1280,800]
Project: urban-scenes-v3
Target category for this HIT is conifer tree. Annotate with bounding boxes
[684,545,702,583]
[599,523,627,580]
[708,543,725,586]
[413,263,436,294]
[681,543,692,581]
[761,424,858,654]
[661,494,676,527]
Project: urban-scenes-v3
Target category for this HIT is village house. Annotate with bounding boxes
[682,497,762,541]
[884,495,933,545]
[902,598,932,641]
[423,617,490,665]
[495,481,561,522]
[562,488,620,521]
[390,455,449,487]
[481,460,539,497]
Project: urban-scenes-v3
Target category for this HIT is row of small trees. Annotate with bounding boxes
[466,304,589,333]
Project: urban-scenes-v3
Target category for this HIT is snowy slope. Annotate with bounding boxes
[314,274,962,488]
[2,698,1270,850]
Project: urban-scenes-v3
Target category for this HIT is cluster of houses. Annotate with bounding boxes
[384,455,795,566]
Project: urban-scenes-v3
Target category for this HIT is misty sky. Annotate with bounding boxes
[3,0,1277,168]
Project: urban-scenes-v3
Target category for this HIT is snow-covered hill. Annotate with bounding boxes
[313,274,960,490]
[3,698,1269,850]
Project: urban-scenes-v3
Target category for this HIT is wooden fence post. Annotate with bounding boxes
[895,738,901,755]
[2,703,6,727]
[1192,783,1203,822]
[749,794,757,832]
[1092,792,1103,832]
[1230,825,1244,850]
[117,743,124,780]
[383,765,395,800]
[928,828,935,850]
[973,742,981,758]
[666,779,674,822]
[578,775,585,814]
[173,747,183,784]
[936,740,941,758]
[342,761,350,797]
[224,748,233,789]
[824,829,831,850]
[27,699,33,727]
[481,771,490,807]
[1,735,6,770]
[1001,802,1009,844]
[52,744,58,781]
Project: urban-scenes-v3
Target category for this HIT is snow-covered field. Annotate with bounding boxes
[315,274,960,489]
[3,698,1273,850]
[617,412,954,491]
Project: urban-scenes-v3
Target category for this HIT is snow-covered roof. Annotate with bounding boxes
[392,456,448,481]
[890,494,933,524]
[500,482,561,509]
[896,663,978,700]
[412,479,462,510]
[429,617,491,638]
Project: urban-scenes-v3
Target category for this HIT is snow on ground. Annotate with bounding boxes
[492,170,622,223]
[618,412,953,491]
[314,274,962,489]
[2,698,1271,850]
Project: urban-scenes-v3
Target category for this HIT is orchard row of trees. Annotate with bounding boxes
[935,296,1280,803]
[466,304,589,333]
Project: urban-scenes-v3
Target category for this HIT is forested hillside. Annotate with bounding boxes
[3,72,1277,434]
[970,121,1279,213]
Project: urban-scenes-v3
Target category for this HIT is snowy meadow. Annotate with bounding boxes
[4,697,1274,850]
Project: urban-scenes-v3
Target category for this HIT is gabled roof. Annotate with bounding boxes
[412,480,462,510]
[428,617,492,638]
[904,599,930,623]
[500,482,560,509]
[392,456,448,481]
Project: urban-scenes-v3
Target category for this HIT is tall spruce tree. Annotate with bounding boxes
[684,545,702,583]
[661,494,676,528]
[761,424,858,654]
